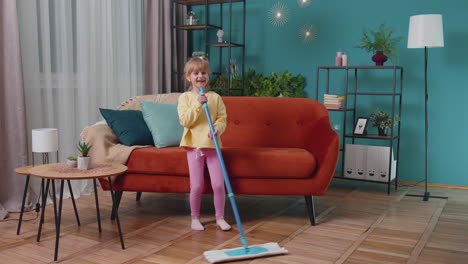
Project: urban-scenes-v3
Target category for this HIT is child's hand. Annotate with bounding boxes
[198,94,207,104]
[208,129,218,139]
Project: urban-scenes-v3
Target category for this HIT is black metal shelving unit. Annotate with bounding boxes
[316,66,404,194]
[171,0,245,94]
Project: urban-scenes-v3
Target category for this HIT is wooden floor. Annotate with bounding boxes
[1,180,467,264]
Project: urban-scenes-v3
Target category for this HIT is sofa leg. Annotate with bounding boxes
[136,192,142,201]
[111,191,123,220]
[304,196,316,226]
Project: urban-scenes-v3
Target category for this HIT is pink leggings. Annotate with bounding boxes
[187,148,226,219]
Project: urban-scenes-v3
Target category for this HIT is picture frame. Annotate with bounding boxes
[353,117,368,135]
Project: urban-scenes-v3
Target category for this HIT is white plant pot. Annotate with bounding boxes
[66,160,77,167]
[77,156,91,170]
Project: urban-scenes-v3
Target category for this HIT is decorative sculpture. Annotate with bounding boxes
[186,11,198,25]
[217,30,224,43]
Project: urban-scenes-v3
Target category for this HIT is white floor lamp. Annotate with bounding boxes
[31,128,59,208]
[406,14,448,201]
[18,128,60,234]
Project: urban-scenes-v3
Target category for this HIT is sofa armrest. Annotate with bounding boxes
[305,115,340,195]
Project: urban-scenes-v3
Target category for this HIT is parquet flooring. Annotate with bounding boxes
[1,180,467,263]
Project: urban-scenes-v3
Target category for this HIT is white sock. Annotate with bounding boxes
[216,219,231,231]
[191,219,204,231]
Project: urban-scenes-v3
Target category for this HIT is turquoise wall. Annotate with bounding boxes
[193,0,468,185]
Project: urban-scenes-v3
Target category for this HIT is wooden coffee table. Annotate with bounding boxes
[16,162,127,261]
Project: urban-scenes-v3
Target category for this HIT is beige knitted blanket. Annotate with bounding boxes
[80,93,182,165]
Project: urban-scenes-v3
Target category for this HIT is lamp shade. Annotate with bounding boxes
[32,128,58,152]
[408,14,444,48]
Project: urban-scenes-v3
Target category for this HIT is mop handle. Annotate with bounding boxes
[199,88,249,249]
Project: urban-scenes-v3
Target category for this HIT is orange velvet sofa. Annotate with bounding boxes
[99,96,339,225]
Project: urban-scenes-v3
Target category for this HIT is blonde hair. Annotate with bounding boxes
[184,57,211,91]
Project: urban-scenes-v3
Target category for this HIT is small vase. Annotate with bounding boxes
[378,127,387,136]
[342,54,348,66]
[77,156,91,170]
[335,51,343,66]
[372,51,388,66]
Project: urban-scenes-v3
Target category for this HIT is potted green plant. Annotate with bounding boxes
[215,69,306,97]
[66,156,77,167]
[354,23,403,65]
[77,141,92,170]
[369,108,400,136]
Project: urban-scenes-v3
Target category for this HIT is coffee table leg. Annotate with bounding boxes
[54,180,65,261]
[16,175,30,235]
[51,180,58,228]
[37,179,50,242]
[67,180,81,226]
[108,177,125,249]
[93,179,102,232]
[39,179,44,224]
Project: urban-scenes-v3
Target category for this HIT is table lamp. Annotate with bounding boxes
[32,128,59,166]
[406,14,447,201]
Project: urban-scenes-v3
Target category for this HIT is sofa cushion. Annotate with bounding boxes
[126,147,316,179]
[127,147,189,176]
[222,147,316,179]
[99,108,154,146]
[140,101,184,148]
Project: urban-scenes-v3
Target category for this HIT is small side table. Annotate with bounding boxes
[17,162,127,261]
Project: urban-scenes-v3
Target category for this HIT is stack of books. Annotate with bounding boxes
[324,94,345,109]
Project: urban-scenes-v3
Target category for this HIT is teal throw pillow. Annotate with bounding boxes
[140,101,184,148]
[99,108,154,146]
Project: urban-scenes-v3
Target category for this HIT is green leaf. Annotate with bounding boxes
[77,141,92,157]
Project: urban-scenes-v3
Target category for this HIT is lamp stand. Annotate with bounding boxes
[32,151,59,214]
[406,47,448,201]
[32,151,59,167]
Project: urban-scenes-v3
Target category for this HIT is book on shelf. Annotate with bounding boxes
[324,94,345,109]
[324,104,342,109]
[325,100,342,104]
[324,94,345,98]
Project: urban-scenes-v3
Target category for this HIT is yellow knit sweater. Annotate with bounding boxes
[177,91,227,149]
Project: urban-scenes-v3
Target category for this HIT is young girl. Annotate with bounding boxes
[177,57,231,231]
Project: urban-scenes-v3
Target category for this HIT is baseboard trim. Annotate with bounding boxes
[399,181,468,190]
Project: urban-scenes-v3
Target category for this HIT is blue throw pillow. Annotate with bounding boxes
[140,101,184,148]
[99,108,154,146]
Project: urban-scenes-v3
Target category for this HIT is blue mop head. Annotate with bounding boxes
[204,242,288,263]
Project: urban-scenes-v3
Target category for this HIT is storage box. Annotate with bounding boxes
[344,144,397,182]
[344,144,367,180]
[366,145,396,182]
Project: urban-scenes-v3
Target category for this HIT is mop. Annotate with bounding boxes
[198,88,288,263]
